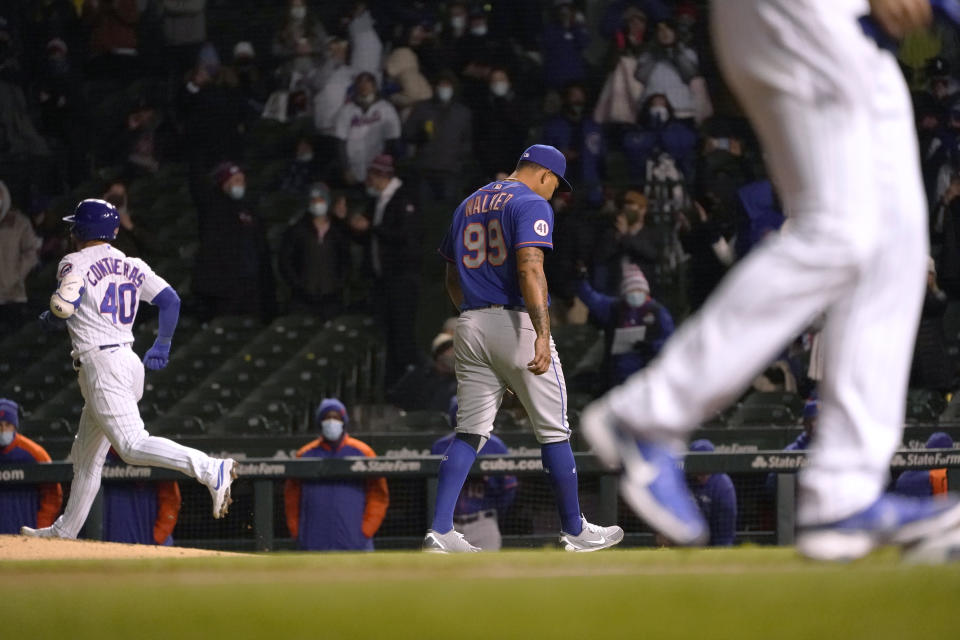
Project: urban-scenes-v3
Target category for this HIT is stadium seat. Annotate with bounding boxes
[741,391,805,416]
[23,384,82,438]
[393,410,450,432]
[905,388,947,423]
[148,413,207,437]
[726,403,798,427]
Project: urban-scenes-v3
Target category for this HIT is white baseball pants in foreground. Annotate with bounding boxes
[51,345,221,538]
[605,0,928,525]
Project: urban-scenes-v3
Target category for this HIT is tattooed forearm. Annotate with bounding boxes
[517,247,550,340]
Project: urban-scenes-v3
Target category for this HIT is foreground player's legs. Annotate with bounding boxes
[584,0,887,544]
[88,349,236,518]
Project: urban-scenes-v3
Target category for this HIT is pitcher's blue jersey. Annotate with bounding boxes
[439,180,554,310]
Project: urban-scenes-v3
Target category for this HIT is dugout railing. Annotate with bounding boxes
[2,450,959,551]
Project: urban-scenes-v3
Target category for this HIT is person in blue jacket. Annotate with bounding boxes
[687,439,736,546]
[577,262,674,390]
[284,399,389,551]
[431,396,517,550]
[0,399,62,534]
[895,432,952,498]
[102,448,181,546]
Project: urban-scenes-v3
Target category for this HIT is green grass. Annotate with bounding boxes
[1,547,957,639]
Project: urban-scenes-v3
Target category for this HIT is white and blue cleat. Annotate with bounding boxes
[797,493,960,562]
[581,401,708,546]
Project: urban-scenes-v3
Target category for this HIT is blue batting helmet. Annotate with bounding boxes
[63,199,119,241]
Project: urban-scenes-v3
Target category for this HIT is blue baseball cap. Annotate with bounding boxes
[689,438,715,453]
[518,144,572,193]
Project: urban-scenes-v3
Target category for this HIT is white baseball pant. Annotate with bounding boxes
[605,0,928,526]
[454,307,571,444]
[456,511,503,550]
[50,345,221,539]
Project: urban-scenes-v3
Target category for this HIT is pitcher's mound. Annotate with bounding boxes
[0,535,244,560]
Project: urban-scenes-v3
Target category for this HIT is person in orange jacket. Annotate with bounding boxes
[0,398,63,533]
[102,448,182,545]
[285,398,389,550]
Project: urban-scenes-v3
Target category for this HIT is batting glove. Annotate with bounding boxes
[38,310,67,332]
[143,338,172,370]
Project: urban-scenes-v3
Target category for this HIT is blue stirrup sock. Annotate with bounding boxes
[541,440,583,535]
[430,437,478,533]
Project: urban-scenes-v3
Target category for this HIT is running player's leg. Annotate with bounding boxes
[598,0,880,446]
[86,349,220,485]
[47,404,111,538]
[493,311,584,535]
[431,310,506,535]
[798,48,929,526]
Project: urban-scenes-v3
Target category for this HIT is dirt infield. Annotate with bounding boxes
[0,535,242,560]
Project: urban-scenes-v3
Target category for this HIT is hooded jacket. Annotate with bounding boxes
[0,181,40,304]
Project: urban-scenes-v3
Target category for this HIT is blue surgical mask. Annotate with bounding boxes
[229,184,245,200]
[0,431,14,447]
[321,419,344,441]
[436,86,454,102]
[366,185,381,198]
[310,201,328,217]
[625,292,647,307]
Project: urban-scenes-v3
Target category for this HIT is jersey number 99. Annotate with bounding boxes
[462,220,507,269]
[99,283,137,325]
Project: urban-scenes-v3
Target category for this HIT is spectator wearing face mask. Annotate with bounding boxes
[0,399,63,535]
[311,36,356,138]
[349,155,422,385]
[591,187,660,295]
[191,161,275,321]
[541,1,590,91]
[102,180,154,259]
[279,182,351,320]
[576,262,674,389]
[623,93,697,182]
[33,37,87,185]
[284,399,389,551]
[227,41,268,123]
[279,136,323,196]
[272,0,328,61]
[387,333,459,412]
[176,55,245,173]
[454,5,514,81]
[635,19,711,123]
[473,67,532,179]
[333,72,401,185]
[543,83,601,192]
[403,72,472,204]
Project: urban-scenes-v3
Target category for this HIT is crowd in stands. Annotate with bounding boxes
[3,1,960,548]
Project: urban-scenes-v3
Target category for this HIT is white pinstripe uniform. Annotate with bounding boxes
[47,244,225,539]
[603,0,929,525]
